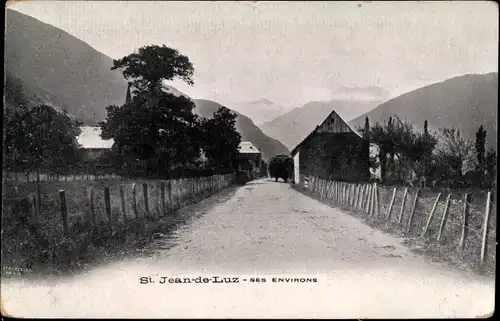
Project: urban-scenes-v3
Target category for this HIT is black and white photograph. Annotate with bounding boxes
[1,1,497,318]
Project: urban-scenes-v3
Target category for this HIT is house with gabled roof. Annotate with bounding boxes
[290,109,371,186]
[238,141,262,173]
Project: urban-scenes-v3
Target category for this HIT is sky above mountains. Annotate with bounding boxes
[9,1,498,109]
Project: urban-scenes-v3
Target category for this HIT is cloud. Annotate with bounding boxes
[332,86,391,101]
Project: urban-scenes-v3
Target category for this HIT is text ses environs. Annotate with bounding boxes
[139,276,318,284]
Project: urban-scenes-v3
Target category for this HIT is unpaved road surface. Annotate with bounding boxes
[2,179,495,318]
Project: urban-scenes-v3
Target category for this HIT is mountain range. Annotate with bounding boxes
[4,9,289,161]
[227,98,288,125]
[5,9,127,125]
[260,100,382,150]
[349,72,498,149]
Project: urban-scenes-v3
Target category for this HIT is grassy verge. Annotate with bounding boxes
[1,176,235,278]
[292,183,496,277]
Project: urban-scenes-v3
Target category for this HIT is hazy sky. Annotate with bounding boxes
[8,1,499,108]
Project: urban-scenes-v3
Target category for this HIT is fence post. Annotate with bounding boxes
[59,190,68,234]
[386,187,397,222]
[142,182,149,216]
[155,183,161,218]
[374,183,379,217]
[104,187,111,223]
[166,180,172,212]
[459,193,470,251]
[120,184,127,223]
[422,193,441,237]
[437,194,451,242]
[344,183,349,204]
[353,184,359,208]
[366,184,373,214]
[132,183,138,219]
[356,184,362,209]
[89,187,96,225]
[369,183,376,215]
[351,184,356,206]
[160,182,166,217]
[369,184,374,213]
[31,194,38,223]
[353,184,358,208]
[406,188,420,233]
[480,191,492,266]
[347,184,352,206]
[398,188,408,224]
[362,184,367,211]
[36,183,42,210]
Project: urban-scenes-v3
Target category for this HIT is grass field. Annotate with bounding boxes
[1,174,235,276]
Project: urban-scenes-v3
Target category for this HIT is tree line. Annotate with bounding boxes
[3,45,245,180]
[359,116,496,189]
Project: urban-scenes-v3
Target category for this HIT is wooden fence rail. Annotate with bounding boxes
[6,173,237,240]
[301,175,496,268]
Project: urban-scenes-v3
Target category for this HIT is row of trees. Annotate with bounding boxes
[359,116,496,189]
[4,73,85,180]
[3,45,244,180]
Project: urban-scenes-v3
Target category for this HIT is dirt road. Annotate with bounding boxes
[2,179,495,318]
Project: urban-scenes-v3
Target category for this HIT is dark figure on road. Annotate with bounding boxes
[268,154,294,183]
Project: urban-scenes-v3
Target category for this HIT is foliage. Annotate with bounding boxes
[268,155,294,182]
[475,125,487,172]
[4,104,83,176]
[200,106,242,170]
[100,90,202,176]
[433,127,477,174]
[111,45,194,93]
[101,45,241,177]
[360,115,438,183]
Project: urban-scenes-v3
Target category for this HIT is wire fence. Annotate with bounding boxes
[1,173,237,272]
[297,175,496,272]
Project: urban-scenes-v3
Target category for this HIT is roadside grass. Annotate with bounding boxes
[293,183,496,277]
[1,176,234,278]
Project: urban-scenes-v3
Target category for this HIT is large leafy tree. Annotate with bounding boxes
[201,107,242,170]
[100,45,202,177]
[111,45,194,93]
[4,104,82,178]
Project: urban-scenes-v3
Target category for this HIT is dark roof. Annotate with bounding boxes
[291,109,362,156]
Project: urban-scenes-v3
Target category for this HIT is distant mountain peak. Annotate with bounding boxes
[349,72,498,150]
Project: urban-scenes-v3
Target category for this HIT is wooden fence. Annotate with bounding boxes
[3,173,237,237]
[299,176,496,269]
